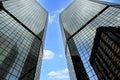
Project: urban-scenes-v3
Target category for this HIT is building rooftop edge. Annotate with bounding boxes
[89,0,120,8]
[60,0,75,16]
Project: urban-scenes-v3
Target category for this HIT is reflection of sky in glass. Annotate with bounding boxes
[73,6,120,80]
[0,10,42,79]
[101,0,120,4]
[73,27,98,80]
[61,0,120,79]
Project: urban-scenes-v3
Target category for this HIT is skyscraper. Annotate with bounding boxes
[60,0,120,80]
[0,0,48,80]
[90,27,120,80]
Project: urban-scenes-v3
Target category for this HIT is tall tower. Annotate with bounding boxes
[60,0,120,80]
[90,27,120,80]
[0,0,48,80]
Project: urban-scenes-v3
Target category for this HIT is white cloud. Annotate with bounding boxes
[58,54,64,58]
[62,68,68,73]
[54,8,64,14]
[48,8,65,24]
[48,14,57,24]
[48,68,69,79]
[43,50,54,60]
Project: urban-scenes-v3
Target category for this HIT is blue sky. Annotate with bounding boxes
[36,0,72,80]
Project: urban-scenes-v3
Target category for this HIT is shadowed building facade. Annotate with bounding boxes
[60,0,120,80]
[90,27,120,80]
[0,0,48,80]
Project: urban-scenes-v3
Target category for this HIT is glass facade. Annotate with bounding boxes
[90,27,120,80]
[60,0,120,80]
[0,0,48,80]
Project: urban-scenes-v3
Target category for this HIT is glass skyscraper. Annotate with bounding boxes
[0,0,48,80]
[90,27,120,80]
[60,0,120,80]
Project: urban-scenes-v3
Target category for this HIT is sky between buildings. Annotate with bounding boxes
[36,0,72,80]
[36,0,120,80]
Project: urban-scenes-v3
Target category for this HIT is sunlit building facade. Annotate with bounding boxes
[0,0,48,80]
[60,0,120,80]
